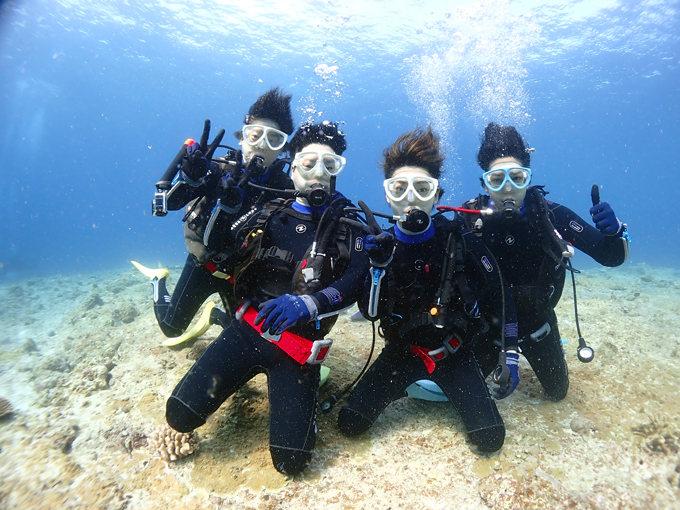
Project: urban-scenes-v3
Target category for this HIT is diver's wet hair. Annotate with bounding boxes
[289,120,347,156]
[235,87,294,139]
[381,125,444,179]
[477,123,530,170]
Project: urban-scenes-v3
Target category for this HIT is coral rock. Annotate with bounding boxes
[113,303,139,325]
[83,292,105,310]
[570,415,595,435]
[0,397,12,419]
[148,424,198,462]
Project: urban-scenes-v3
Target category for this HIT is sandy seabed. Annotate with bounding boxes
[1,262,680,510]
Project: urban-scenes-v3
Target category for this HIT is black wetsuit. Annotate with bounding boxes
[153,160,293,337]
[461,188,628,400]
[166,197,370,475]
[337,215,518,453]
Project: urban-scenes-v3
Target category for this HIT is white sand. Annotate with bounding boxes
[1,262,679,509]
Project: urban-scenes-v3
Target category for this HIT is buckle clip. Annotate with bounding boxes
[427,345,449,362]
[262,246,295,266]
[306,338,333,365]
[427,335,461,362]
[530,322,551,342]
[444,335,461,354]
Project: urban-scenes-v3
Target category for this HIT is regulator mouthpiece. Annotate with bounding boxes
[401,208,430,233]
[305,184,331,208]
[499,199,520,222]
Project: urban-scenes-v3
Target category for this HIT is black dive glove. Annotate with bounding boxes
[357,200,395,266]
[240,154,266,184]
[181,119,225,183]
[215,175,244,209]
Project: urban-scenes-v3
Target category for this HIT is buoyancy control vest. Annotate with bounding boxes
[380,216,479,344]
[461,185,567,312]
[183,157,293,265]
[233,197,353,339]
[182,149,244,264]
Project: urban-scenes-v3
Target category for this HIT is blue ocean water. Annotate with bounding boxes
[0,0,678,280]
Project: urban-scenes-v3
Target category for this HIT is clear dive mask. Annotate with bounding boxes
[294,151,346,177]
[482,165,532,192]
[383,175,439,202]
[242,124,289,151]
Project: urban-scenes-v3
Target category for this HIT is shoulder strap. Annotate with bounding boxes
[255,198,292,228]
[525,186,572,271]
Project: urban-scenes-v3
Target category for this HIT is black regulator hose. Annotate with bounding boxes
[571,183,601,364]
[320,320,377,414]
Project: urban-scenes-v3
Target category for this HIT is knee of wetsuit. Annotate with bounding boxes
[166,396,206,433]
[158,323,184,339]
[545,378,569,402]
[468,425,505,453]
[270,446,311,476]
[337,407,373,436]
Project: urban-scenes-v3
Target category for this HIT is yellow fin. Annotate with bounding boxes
[163,301,216,346]
[131,260,169,280]
[319,365,330,388]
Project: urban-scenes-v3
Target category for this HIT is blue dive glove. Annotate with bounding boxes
[254,294,318,335]
[364,232,396,266]
[590,202,621,236]
[493,352,520,399]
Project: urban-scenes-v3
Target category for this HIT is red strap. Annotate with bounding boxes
[242,307,317,365]
[410,344,436,374]
[204,262,235,283]
[436,205,484,214]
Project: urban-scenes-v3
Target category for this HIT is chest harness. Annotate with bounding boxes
[186,158,292,277]
[462,186,594,363]
[370,220,479,373]
[233,197,353,365]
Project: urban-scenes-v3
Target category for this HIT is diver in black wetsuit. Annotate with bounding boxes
[460,123,630,401]
[336,127,519,453]
[165,121,370,475]
[133,88,295,344]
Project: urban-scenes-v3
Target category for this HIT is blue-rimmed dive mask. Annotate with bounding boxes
[482,165,532,192]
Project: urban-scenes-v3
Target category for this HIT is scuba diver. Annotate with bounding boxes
[165,121,370,475]
[336,126,518,453]
[460,122,630,401]
[133,88,295,345]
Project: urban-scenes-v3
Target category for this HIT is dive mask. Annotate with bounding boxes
[294,151,346,177]
[242,124,289,151]
[383,175,439,202]
[482,165,532,192]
